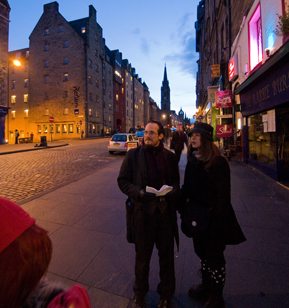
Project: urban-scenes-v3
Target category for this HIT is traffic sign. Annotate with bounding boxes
[49,116,54,123]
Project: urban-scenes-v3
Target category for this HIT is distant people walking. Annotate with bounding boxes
[15,129,19,144]
[170,124,188,162]
[118,120,180,308]
[163,126,172,147]
[180,122,246,308]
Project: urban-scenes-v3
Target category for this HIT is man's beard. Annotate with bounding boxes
[143,142,154,150]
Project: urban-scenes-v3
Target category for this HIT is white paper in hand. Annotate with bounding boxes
[146,185,173,196]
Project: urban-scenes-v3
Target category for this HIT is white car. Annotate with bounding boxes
[108,133,139,154]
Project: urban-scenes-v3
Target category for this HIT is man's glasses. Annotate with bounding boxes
[144,131,158,136]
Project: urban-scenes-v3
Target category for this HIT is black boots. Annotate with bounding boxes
[188,261,226,308]
[188,261,210,301]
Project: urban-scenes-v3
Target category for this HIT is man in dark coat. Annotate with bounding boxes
[170,125,188,163]
[118,120,180,308]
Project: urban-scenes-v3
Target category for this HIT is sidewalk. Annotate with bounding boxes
[0,140,69,155]
[17,153,289,308]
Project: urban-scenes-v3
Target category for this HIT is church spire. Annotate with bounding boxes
[161,64,170,111]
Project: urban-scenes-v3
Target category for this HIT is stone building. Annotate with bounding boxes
[195,0,255,143]
[133,72,145,129]
[0,0,10,143]
[122,59,134,132]
[7,48,30,143]
[28,2,113,142]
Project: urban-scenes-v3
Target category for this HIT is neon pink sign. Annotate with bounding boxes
[216,124,233,138]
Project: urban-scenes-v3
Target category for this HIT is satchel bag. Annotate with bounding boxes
[125,199,135,243]
[181,201,211,237]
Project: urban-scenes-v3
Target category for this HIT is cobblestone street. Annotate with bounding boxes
[0,139,124,203]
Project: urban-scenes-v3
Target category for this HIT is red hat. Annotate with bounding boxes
[0,196,36,253]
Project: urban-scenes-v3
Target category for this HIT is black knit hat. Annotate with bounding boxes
[188,122,213,141]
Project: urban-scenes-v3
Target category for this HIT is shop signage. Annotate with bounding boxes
[74,109,79,115]
[239,60,289,116]
[207,85,219,102]
[216,90,232,108]
[216,124,233,138]
[211,64,220,78]
[229,54,239,81]
[216,114,233,118]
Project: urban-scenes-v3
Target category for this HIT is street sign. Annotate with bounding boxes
[79,120,82,125]
[74,109,79,115]
[49,116,54,123]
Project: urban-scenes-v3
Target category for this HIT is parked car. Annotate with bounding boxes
[108,133,139,154]
[135,130,144,145]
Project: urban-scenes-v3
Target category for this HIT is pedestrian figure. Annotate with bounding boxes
[118,120,180,308]
[0,196,91,308]
[170,124,188,163]
[15,129,19,144]
[81,129,84,139]
[163,126,172,147]
[180,122,246,308]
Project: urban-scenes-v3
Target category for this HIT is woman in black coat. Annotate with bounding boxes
[181,122,246,308]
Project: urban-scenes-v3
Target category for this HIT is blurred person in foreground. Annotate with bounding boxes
[118,120,180,308]
[180,122,246,308]
[170,124,188,163]
[0,196,90,308]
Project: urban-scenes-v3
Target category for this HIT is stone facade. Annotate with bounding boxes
[0,0,10,143]
[28,2,112,142]
[133,74,145,128]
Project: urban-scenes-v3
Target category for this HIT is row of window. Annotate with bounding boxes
[37,123,74,134]
[11,110,29,118]
[11,95,28,104]
[11,79,28,89]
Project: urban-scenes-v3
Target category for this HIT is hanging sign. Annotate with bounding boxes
[216,90,232,108]
[216,124,233,138]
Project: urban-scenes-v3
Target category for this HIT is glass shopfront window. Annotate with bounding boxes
[248,109,276,166]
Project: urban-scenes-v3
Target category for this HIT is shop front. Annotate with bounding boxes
[235,42,289,181]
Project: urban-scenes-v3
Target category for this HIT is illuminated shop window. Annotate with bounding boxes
[43,125,48,133]
[37,125,41,133]
[24,94,28,103]
[249,4,262,71]
[11,95,16,104]
[68,124,73,133]
[11,110,16,118]
[62,124,67,133]
[24,109,28,118]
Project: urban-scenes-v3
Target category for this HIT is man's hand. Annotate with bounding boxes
[139,188,156,202]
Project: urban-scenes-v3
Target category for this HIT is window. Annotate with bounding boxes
[108,80,111,86]
[25,64,28,71]
[24,94,28,103]
[96,110,99,117]
[64,40,68,48]
[43,125,48,134]
[109,104,112,110]
[63,73,68,81]
[12,80,15,89]
[89,92,92,100]
[95,64,98,72]
[44,27,49,35]
[45,75,49,83]
[93,125,96,133]
[95,49,98,57]
[116,94,119,101]
[45,60,49,67]
[68,124,73,133]
[88,124,92,133]
[63,107,69,115]
[45,108,49,115]
[89,108,92,116]
[109,116,111,122]
[59,24,63,32]
[26,51,29,58]
[95,34,98,41]
[44,93,49,100]
[24,79,28,88]
[63,91,68,98]
[56,124,60,133]
[11,95,16,104]
[63,57,68,65]
[62,124,67,133]
[96,95,99,103]
[88,59,92,67]
[88,76,92,84]
[37,125,41,133]
[81,27,86,33]
[44,43,49,51]
[116,105,119,112]
[95,79,99,87]
[249,4,263,71]
[11,110,16,118]
[50,124,54,133]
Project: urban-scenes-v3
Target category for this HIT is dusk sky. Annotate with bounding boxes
[8,0,198,119]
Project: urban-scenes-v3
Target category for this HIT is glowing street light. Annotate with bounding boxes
[13,60,21,66]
